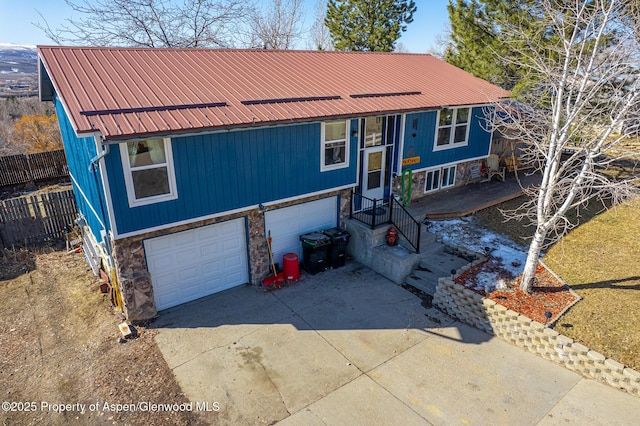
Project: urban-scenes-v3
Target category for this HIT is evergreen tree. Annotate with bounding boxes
[325,0,417,52]
[444,0,538,93]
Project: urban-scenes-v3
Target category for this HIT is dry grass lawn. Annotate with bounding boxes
[545,198,640,371]
[0,248,205,425]
[475,196,640,371]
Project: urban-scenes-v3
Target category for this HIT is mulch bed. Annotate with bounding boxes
[454,258,580,324]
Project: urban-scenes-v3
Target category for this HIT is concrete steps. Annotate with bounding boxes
[345,218,476,295]
[402,231,474,297]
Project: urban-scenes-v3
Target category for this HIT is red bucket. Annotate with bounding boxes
[283,252,300,281]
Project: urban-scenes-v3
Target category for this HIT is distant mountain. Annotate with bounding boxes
[0,44,38,97]
[0,43,37,50]
[0,44,37,74]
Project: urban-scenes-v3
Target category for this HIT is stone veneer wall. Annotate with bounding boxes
[111,188,353,321]
[391,159,485,204]
[392,170,426,203]
[454,159,483,186]
[433,276,640,397]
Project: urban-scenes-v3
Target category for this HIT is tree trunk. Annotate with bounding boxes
[520,226,546,293]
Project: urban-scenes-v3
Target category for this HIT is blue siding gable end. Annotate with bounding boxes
[55,96,109,242]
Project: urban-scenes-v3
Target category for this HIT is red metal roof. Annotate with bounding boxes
[38,46,510,141]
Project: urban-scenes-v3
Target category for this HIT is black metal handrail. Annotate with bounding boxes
[350,191,421,253]
[389,196,421,253]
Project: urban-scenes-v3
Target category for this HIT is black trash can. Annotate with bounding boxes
[322,227,351,269]
[299,232,331,275]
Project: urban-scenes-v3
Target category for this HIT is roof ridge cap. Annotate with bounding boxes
[37,45,433,57]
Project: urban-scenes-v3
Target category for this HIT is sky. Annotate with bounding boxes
[0,0,450,53]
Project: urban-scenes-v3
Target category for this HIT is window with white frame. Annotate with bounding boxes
[424,165,456,192]
[364,116,384,147]
[441,165,456,188]
[120,138,177,207]
[321,120,349,171]
[424,168,441,192]
[435,107,470,150]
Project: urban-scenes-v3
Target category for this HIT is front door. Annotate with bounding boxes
[359,116,390,201]
[362,146,386,200]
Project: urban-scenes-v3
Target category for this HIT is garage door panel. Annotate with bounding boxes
[202,259,222,272]
[147,237,173,252]
[147,253,177,274]
[301,215,334,229]
[200,242,220,254]
[199,224,229,241]
[145,218,248,311]
[224,255,243,269]
[223,272,245,286]
[178,266,200,281]
[223,240,242,253]
[153,272,177,288]
[265,197,337,264]
[176,247,201,264]
[173,231,197,248]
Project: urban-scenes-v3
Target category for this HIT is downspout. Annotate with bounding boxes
[88,135,110,244]
[89,142,109,170]
[88,136,123,311]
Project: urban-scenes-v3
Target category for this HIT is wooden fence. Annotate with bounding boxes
[0,150,69,187]
[0,189,78,248]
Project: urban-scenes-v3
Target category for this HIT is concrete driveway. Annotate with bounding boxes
[153,262,640,425]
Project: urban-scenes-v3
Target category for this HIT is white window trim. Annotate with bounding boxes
[441,164,457,188]
[321,120,350,172]
[424,165,457,193]
[120,138,178,208]
[433,107,471,152]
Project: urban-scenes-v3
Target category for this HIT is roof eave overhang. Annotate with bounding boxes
[38,55,55,102]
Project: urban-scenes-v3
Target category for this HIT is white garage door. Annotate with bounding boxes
[265,196,337,265]
[145,218,248,311]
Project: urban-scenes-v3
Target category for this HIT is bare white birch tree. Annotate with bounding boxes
[36,0,248,48]
[493,0,640,292]
[307,0,333,50]
[248,0,304,49]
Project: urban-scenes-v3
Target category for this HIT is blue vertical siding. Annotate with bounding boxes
[55,95,109,242]
[402,106,494,171]
[106,121,359,235]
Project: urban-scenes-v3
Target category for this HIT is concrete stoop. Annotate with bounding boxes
[345,218,422,284]
[345,217,475,293]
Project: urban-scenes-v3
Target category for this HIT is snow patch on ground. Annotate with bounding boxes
[475,271,507,294]
[427,216,531,293]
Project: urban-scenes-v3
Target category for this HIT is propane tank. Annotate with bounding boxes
[386,226,398,246]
